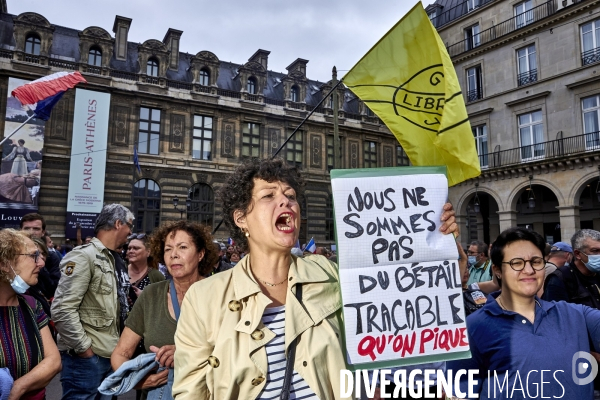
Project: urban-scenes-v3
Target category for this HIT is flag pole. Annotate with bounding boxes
[0,114,35,147]
[271,78,344,159]
[212,78,345,236]
[332,66,341,169]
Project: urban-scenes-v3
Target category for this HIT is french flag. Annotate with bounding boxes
[305,237,316,254]
[12,71,87,121]
[228,238,235,246]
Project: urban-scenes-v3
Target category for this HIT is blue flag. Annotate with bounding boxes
[133,144,141,174]
[33,91,65,121]
[305,237,316,253]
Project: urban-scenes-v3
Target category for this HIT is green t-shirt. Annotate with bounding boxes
[467,259,493,286]
[125,280,177,353]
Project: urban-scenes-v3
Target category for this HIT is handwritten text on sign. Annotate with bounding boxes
[331,172,466,366]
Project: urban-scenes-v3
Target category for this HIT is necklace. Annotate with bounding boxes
[496,296,507,310]
[258,277,288,287]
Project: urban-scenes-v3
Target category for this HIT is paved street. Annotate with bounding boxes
[47,374,136,400]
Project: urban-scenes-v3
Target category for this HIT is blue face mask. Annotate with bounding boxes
[10,266,30,294]
[468,256,477,266]
[583,253,600,273]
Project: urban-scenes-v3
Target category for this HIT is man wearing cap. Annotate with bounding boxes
[543,230,600,306]
[544,241,573,277]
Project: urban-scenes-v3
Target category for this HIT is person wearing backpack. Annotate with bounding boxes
[0,229,61,399]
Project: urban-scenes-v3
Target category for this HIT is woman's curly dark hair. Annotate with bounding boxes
[219,158,305,250]
[149,220,219,276]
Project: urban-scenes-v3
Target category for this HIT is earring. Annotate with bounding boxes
[242,228,250,237]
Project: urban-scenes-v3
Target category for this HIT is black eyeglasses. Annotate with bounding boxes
[501,256,545,271]
[124,221,134,230]
[128,233,147,241]
[19,250,41,263]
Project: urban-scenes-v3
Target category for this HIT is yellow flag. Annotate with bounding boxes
[343,2,481,186]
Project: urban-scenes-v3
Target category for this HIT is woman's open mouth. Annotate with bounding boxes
[275,212,295,232]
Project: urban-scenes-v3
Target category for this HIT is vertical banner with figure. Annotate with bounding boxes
[65,89,110,238]
[331,166,470,370]
[0,78,44,228]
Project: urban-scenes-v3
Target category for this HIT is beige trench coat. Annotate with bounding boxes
[173,254,352,399]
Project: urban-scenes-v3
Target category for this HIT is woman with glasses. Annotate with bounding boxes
[126,233,164,308]
[448,227,600,399]
[110,221,218,399]
[0,229,61,399]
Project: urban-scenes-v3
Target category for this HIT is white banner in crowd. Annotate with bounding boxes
[331,167,469,369]
[66,89,110,237]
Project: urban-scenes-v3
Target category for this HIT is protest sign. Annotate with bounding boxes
[331,166,470,370]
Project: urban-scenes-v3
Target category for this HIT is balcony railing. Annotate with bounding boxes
[265,98,285,106]
[245,93,261,102]
[84,65,102,75]
[446,1,556,57]
[142,76,160,85]
[217,88,241,99]
[345,113,362,120]
[195,85,212,94]
[167,80,192,90]
[467,88,483,102]
[110,70,138,81]
[517,69,538,86]
[429,0,498,29]
[480,132,600,170]
[24,54,40,64]
[49,58,78,70]
[0,49,13,60]
[582,47,600,66]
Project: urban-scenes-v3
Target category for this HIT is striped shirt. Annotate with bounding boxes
[0,299,48,379]
[256,306,318,400]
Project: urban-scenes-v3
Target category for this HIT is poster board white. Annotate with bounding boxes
[66,89,110,236]
[331,167,470,369]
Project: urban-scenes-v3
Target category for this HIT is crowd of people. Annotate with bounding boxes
[3,157,600,399]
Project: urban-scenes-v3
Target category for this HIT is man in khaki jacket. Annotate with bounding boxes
[51,204,133,400]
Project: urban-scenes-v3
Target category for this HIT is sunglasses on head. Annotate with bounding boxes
[128,233,147,241]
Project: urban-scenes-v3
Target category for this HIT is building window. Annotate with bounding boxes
[581,19,600,66]
[138,107,160,155]
[365,105,374,117]
[187,183,214,228]
[291,85,299,102]
[327,137,334,170]
[199,69,210,86]
[242,122,260,157]
[397,145,409,166]
[325,194,335,241]
[286,131,303,168]
[133,179,161,234]
[88,47,102,67]
[247,77,257,94]
[515,0,533,29]
[466,65,483,102]
[517,44,537,86]
[328,95,334,109]
[25,34,41,55]
[473,125,489,168]
[147,58,159,77]
[518,110,544,161]
[465,24,481,50]
[428,11,437,20]
[193,115,212,160]
[582,95,600,150]
[467,0,481,12]
[364,141,377,168]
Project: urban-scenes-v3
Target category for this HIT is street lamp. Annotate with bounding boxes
[528,175,536,209]
[473,182,480,213]
[173,195,191,219]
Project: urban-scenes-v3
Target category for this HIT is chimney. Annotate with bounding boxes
[0,0,7,14]
[249,49,270,70]
[163,28,183,71]
[112,15,132,61]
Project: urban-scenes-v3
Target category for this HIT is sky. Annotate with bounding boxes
[10,0,436,83]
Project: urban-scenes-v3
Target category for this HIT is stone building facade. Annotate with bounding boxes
[428,0,600,246]
[0,5,408,244]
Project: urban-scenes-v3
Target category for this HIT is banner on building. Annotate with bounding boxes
[65,89,110,238]
[331,166,469,370]
[0,78,44,228]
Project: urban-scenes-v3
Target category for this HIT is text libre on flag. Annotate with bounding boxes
[343,3,481,186]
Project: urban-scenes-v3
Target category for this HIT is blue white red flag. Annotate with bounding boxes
[305,237,316,253]
[228,238,235,245]
[12,71,87,121]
